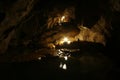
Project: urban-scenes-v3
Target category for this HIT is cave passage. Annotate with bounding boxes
[0,0,120,80]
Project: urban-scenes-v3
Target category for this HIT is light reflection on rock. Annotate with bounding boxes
[38,57,41,60]
[64,56,68,60]
[59,62,63,68]
[59,62,67,70]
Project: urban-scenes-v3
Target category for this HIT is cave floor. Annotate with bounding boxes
[0,48,119,80]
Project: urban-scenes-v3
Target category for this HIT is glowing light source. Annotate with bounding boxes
[67,41,71,44]
[63,37,68,42]
[60,37,71,44]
